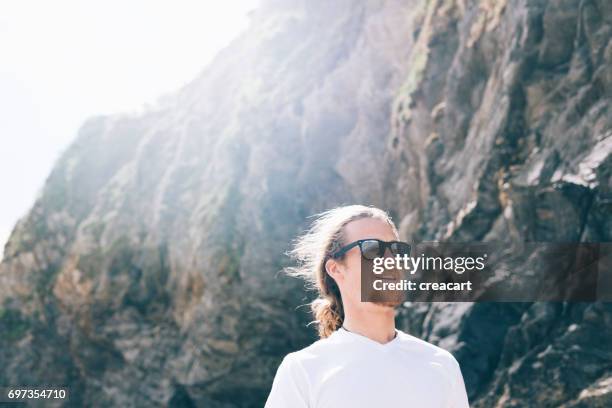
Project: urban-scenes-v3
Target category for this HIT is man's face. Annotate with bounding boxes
[327,217,401,312]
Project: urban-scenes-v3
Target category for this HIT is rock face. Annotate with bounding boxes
[0,0,610,407]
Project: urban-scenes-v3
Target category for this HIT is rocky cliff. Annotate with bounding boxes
[1,0,611,406]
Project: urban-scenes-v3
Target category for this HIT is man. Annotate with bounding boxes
[265,205,470,407]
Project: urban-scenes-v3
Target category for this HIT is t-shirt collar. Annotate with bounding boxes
[334,326,402,349]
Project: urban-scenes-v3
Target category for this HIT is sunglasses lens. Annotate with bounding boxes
[390,242,411,256]
[361,240,382,260]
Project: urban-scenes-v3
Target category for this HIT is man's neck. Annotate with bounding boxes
[342,304,396,344]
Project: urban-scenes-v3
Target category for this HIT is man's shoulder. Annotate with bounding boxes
[395,329,460,367]
[283,330,347,367]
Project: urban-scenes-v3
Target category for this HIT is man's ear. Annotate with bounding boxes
[325,258,343,284]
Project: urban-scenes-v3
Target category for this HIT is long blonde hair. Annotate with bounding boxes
[285,205,399,338]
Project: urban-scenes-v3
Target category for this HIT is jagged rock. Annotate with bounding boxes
[1,0,610,406]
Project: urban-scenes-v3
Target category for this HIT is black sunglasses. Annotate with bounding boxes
[331,239,411,260]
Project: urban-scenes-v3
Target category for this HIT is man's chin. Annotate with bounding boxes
[372,300,402,309]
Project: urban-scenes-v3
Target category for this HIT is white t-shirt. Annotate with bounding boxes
[265,328,470,407]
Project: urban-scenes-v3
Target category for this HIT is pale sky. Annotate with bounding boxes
[0,0,259,260]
